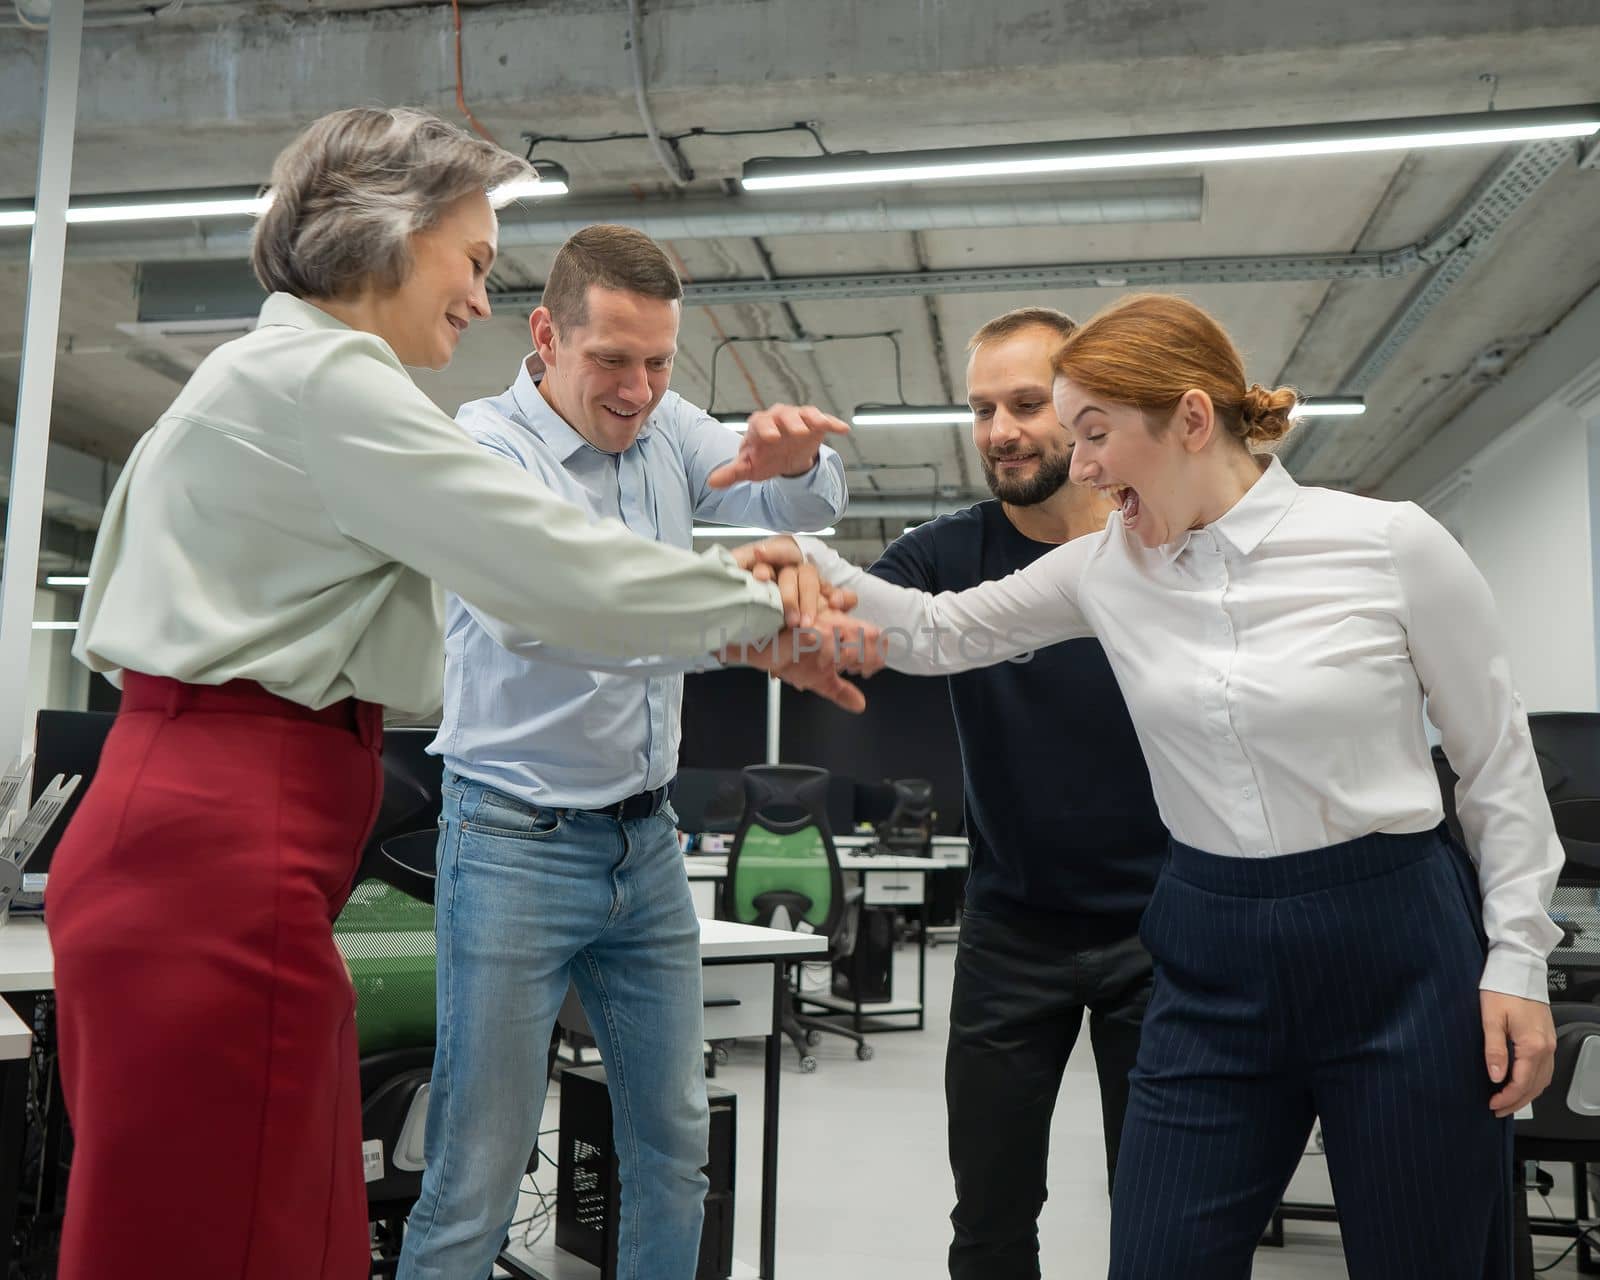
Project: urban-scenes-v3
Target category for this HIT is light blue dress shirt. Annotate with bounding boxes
[431,356,847,809]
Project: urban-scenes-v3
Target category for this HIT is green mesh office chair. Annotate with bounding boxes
[722,764,872,1071]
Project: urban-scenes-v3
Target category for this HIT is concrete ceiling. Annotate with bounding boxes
[2,0,1599,567]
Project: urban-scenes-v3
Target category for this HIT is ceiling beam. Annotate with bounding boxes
[1373,280,1600,501]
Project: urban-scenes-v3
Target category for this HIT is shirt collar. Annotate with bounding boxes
[508,353,657,461]
[258,292,358,334]
[1209,455,1298,555]
[1143,454,1298,564]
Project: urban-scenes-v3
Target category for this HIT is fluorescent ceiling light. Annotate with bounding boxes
[44,575,90,586]
[490,163,571,203]
[742,103,1600,192]
[712,413,752,432]
[852,405,974,427]
[0,188,271,230]
[1291,397,1367,419]
[32,621,78,631]
[693,526,835,538]
[0,166,570,232]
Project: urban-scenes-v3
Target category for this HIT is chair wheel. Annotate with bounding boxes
[713,1044,731,1065]
[855,1043,874,1061]
[804,1029,822,1047]
[799,1055,818,1073]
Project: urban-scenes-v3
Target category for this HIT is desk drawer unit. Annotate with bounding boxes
[701,962,776,1040]
[863,870,925,907]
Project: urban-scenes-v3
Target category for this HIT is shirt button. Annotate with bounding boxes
[1241,787,1253,799]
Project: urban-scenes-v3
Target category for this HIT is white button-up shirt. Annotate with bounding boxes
[73,294,784,719]
[801,457,1563,1000]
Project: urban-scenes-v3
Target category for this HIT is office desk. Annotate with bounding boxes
[685,840,970,1033]
[495,918,824,1280]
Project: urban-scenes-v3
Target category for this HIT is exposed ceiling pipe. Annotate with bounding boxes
[624,0,692,187]
[0,178,1204,263]
[488,246,1419,311]
[6,0,183,29]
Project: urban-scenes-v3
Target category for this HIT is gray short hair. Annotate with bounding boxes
[251,107,530,299]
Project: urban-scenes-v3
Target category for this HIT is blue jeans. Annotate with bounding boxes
[396,772,708,1280]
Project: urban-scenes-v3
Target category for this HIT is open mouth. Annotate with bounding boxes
[1099,484,1141,526]
[445,315,468,336]
[991,452,1038,470]
[603,405,643,420]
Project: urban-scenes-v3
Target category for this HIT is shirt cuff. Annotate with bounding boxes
[1479,946,1551,1003]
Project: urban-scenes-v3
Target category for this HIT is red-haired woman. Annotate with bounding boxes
[742,293,1560,1278]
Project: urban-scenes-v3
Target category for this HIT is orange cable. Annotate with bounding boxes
[451,0,503,147]
[662,240,764,408]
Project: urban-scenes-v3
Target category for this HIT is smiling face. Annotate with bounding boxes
[968,326,1077,506]
[1056,376,1208,548]
[370,189,497,370]
[532,284,680,453]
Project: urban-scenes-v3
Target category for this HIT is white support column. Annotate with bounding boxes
[0,0,84,766]
[765,675,781,764]
[1589,415,1600,713]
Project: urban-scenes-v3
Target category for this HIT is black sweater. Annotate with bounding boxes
[870,501,1167,932]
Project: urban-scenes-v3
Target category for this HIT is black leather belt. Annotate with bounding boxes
[583,779,673,823]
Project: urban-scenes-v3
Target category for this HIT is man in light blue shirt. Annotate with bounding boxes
[398,225,849,1280]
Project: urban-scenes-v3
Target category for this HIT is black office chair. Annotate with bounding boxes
[1433,712,1600,1276]
[878,778,935,854]
[721,764,872,1071]
[336,728,445,1271]
[671,767,747,838]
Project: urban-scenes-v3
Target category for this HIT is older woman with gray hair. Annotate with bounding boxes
[42,107,810,1280]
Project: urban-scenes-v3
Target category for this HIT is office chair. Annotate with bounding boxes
[721,764,872,1071]
[331,727,443,1272]
[1433,713,1600,1276]
[875,778,935,855]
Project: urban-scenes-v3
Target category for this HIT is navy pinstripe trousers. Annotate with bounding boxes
[1109,826,1514,1279]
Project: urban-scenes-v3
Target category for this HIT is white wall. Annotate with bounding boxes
[1421,390,1599,715]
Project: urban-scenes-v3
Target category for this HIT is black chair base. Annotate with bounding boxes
[780,998,873,1072]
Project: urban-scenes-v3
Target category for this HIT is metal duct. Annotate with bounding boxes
[0,177,1204,264]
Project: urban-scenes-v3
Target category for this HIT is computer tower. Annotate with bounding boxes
[555,1065,736,1279]
[831,906,894,1003]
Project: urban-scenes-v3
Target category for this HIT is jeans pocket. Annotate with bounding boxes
[461,788,565,841]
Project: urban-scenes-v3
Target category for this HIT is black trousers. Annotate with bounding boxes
[1110,827,1514,1280]
[947,905,1154,1280]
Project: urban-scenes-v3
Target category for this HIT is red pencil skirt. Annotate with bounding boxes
[45,673,384,1280]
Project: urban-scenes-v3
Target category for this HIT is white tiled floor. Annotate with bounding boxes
[501,937,1590,1278]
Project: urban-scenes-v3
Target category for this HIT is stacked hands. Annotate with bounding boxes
[722,535,883,714]
[691,402,885,714]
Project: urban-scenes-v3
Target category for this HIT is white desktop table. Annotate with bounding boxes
[685,837,970,1032]
[0,916,823,1280]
